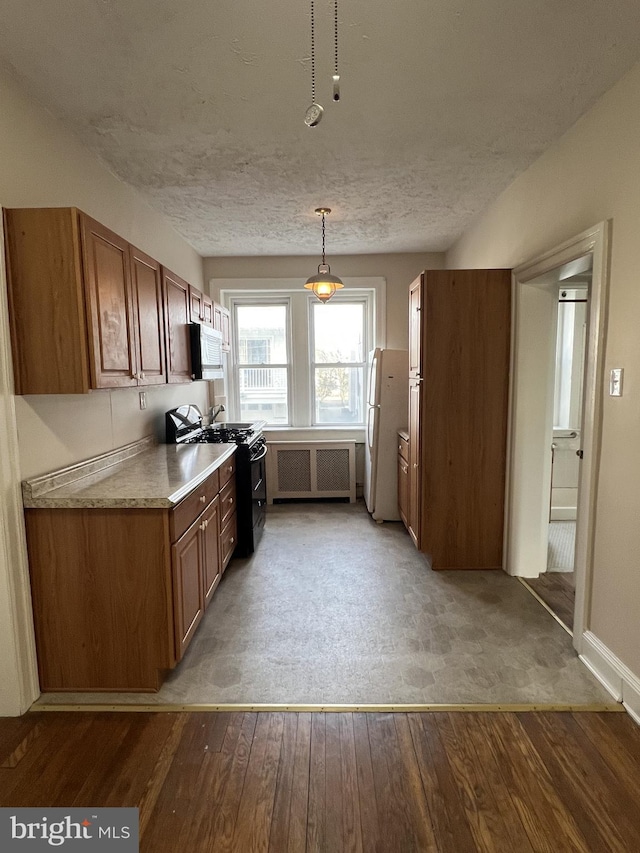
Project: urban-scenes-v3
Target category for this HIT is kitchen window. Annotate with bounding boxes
[227,288,376,428]
[235,303,290,425]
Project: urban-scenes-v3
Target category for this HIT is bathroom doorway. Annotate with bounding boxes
[524,269,590,631]
[506,221,610,653]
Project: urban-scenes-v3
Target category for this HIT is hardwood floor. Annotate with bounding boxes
[524,572,575,631]
[1,710,639,852]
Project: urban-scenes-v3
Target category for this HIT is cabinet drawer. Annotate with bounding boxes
[219,453,236,488]
[220,512,237,571]
[170,469,220,541]
[398,433,409,464]
[219,478,236,527]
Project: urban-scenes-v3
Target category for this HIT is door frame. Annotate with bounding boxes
[0,209,40,715]
[506,221,610,652]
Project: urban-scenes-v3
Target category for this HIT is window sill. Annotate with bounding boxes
[263,425,366,443]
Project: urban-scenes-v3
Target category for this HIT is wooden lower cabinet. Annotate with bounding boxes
[202,497,222,605]
[25,460,237,692]
[172,516,205,660]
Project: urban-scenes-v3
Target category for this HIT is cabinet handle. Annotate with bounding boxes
[200,522,205,531]
[413,463,419,469]
[199,495,206,504]
[230,537,235,545]
[140,372,145,381]
[229,497,234,505]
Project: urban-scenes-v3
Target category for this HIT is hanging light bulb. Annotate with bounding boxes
[304,208,344,303]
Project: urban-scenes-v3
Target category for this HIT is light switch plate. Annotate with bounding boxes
[609,368,623,397]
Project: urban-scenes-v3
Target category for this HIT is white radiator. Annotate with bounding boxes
[266,441,356,503]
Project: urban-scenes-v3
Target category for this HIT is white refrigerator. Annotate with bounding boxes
[364,348,409,521]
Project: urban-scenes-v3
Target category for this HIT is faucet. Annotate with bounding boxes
[211,403,226,422]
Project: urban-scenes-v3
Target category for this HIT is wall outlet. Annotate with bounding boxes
[609,368,624,397]
[139,391,147,410]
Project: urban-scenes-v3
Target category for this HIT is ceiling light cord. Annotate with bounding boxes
[333,0,340,101]
[311,0,316,105]
[304,0,324,126]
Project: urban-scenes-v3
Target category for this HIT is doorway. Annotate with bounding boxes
[506,222,610,654]
[523,270,590,631]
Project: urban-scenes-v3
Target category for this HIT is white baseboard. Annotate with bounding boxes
[550,507,577,521]
[580,631,640,724]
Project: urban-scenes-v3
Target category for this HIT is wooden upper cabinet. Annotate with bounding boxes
[164,269,193,383]
[201,293,214,327]
[129,246,167,386]
[189,284,214,327]
[213,302,231,351]
[80,215,138,388]
[189,285,203,324]
[3,207,185,393]
[4,207,91,394]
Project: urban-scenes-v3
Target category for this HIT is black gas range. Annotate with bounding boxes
[166,405,268,557]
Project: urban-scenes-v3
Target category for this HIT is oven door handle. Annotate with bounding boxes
[251,444,268,463]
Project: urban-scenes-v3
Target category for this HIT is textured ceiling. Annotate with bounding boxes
[1,0,640,256]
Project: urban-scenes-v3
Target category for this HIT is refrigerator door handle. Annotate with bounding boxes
[366,405,377,450]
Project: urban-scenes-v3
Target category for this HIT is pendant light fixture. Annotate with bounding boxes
[304,207,344,303]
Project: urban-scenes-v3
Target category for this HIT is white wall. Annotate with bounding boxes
[447,60,640,678]
[204,253,445,350]
[0,68,208,713]
[1,67,210,479]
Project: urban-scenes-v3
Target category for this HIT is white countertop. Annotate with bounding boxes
[22,438,236,509]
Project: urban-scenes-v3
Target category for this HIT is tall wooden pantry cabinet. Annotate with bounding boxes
[407,270,511,569]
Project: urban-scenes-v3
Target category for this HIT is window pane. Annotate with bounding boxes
[237,305,287,364]
[313,303,364,363]
[314,367,363,424]
[239,367,288,424]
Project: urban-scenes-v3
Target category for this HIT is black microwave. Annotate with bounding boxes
[189,323,224,380]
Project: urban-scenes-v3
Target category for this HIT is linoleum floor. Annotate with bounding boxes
[36,501,610,707]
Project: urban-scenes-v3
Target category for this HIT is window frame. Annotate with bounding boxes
[231,297,293,426]
[308,296,368,426]
[226,283,379,429]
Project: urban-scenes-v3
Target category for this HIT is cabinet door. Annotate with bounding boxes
[398,453,409,529]
[202,496,221,605]
[219,513,237,572]
[189,285,204,324]
[163,269,192,383]
[213,302,223,333]
[408,379,421,548]
[130,246,166,385]
[4,207,91,394]
[213,302,230,349]
[409,275,422,378]
[172,519,204,660]
[221,305,231,351]
[81,215,138,388]
[202,293,214,327]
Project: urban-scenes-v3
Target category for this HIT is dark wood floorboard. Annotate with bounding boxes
[525,571,575,630]
[0,710,638,852]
